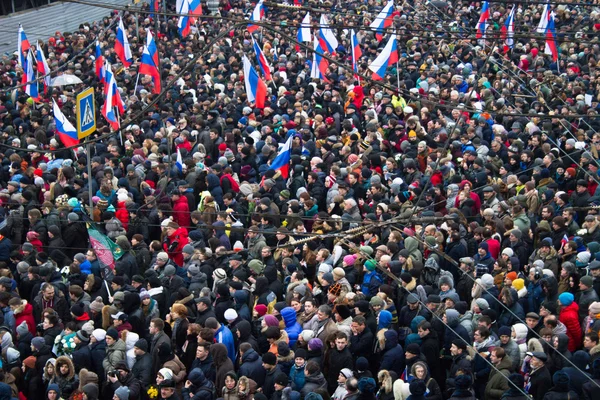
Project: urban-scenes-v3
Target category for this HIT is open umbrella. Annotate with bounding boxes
[50,74,83,86]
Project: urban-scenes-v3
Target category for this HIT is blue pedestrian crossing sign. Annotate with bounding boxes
[76,87,96,139]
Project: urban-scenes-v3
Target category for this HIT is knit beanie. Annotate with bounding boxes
[89,297,105,313]
[558,292,574,306]
[589,301,600,315]
[512,278,525,291]
[16,321,29,337]
[364,260,377,272]
[114,386,130,400]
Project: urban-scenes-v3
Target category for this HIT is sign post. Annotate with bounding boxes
[76,87,97,215]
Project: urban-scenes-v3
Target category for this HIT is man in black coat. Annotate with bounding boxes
[89,331,107,384]
[238,343,266,387]
[349,315,373,359]
[191,341,216,383]
[71,330,92,373]
[131,339,153,391]
[527,352,552,400]
[324,331,354,393]
[262,351,283,400]
[418,321,444,390]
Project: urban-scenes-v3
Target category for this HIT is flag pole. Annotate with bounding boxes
[396,60,400,91]
[116,107,123,146]
[134,70,140,94]
[86,138,94,216]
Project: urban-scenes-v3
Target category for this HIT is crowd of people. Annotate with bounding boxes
[0,0,599,399]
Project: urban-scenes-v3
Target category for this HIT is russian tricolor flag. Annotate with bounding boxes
[115,17,133,67]
[102,62,125,131]
[369,0,394,41]
[476,1,490,39]
[368,33,397,81]
[268,135,293,179]
[24,50,39,101]
[189,0,202,22]
[318,14,338,54]
[247,0,265,33]
[95,40,105,83]
[35,46,51,94]
[243,55,267,109]
[351,29,362,79]
[139,29,161,94]
[501,5,516,54]
[176,148,183,172]
[18,24,30,68]
[178,0,191,38]
[544,12,558,62]
[311,35,329,81]
[52,100,79,147]
[150,0,160,19]
[537,2,551,33]
[252,38,272,81]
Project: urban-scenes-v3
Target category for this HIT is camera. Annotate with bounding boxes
[107,370,118,378]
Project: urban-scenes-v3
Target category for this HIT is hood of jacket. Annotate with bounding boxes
[384,329,399,351]
[445,309,460,327]
[378,310,393,330]
[512,323,528,341]
[82,383,99,400]
[555,333,570,353]
[242,348,260,364]
[56,355,76,380]
[238,376,257,395]
[237,320,253,342]
[188,367,207,387]
[207,173,221,190]
[281,307,298,328]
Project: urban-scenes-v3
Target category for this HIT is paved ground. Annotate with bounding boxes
[0,0,129,55]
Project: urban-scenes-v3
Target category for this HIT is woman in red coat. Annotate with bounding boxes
[558,292,582,352]
[9,298,36,335]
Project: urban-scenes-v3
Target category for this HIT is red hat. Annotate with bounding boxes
[34,169,43,177]
[566,167,576,177]
[218,143,227,151]
[254,304,268,317]
[594,23,600,30]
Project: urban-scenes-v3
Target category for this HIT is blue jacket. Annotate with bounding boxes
[526,281,543,314]
[0,236,12,262]
[281,307,302,348]
[290,363,306,391]
[239,348,265,387]
[216,324,236,363]
[361,271,383,298]
[380,330,405,377]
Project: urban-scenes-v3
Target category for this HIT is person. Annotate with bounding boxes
[182,368,216,400]
[527,352,552,400]
[131,338,153,391]
[324,331,354,393]
[484,348,511,400]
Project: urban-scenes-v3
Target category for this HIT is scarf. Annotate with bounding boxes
[473,336,493,352]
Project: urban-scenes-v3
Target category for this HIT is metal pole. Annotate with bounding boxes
[86,140,93,215]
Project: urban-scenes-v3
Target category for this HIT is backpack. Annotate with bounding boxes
[221,174,240,193]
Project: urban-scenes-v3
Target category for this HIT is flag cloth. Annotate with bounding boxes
[177,0,191,38]
[369,0,394,41]
[189,0,203,22]
[351,29,362,78]
[115,17,133,67]
[247,0,265,33]
[17,24,30,67]
[297,12,311,43]
[252,38,272,81]
[311,35,329,81]
[139,29,161,94]
[537,2,551,33]
[52,100,79,148]
[544,12,558,62]
[268,135,293,178]
[102,62,125,130]
[318,14,338,54]
[242,55,267,108]
[95,40,105,83]
[176,148,183,172]
[35,46,51,93]
[150,0,160,18]
[501,5,516,54]
[476,1,490,39]
[87,223,123,271]
[24,51,39,101]
[368,33,398,80]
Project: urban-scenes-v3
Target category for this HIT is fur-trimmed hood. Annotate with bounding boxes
[78,368,99,390]
[238,376,257,395]
[55,355,76,380]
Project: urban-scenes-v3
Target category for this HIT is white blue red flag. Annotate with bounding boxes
[544,12,558,62]
[351,29,362,79]
[35,46,51,94]
[52,100,79,147]
[369,0,394,41]
[368,33,398,81]
[318,14,338,54]
[247,0,265,33]
[24,50,39,101]
[178,0,191,38]
[95,40,105,83]
[268,135,293,179]
[537,2,551,33]
[139,29,161,94]
[501,5,516,54]
[252,38,272,81]
[115,17,133,67]
[476,1,490,39]
[18,24,30,68]
[242,55,267,109]
[102,62,125,131]
[297,12,311,43]
[311,35,329,81]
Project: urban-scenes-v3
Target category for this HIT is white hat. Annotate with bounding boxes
[224,308,238,321]
[111,311,125,319]
[158,368,174,380]
[92,329,106,341]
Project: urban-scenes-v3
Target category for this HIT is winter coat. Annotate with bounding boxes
[380,330,405,377]
[54,356,78,399]
[483,356,512,400]
[290,363,306,391]
[71,343,93,372]
[89,339,107,382]
[102,339,127,371]
[132,351,153,389]
[238,348,265,387]
[281,307,302,348]
[300,371,327,399]
[559,302,582,352]
[529,366,552,400]
[182,368,216,400]
[13,300,36,335]
[325,346,354,393]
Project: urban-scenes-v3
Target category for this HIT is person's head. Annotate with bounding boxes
[417,321,431,338]
[149,318,164,335]
[584,332,599,350]
[473,327,489,343]
[335,332,348,351]
[490,347,505,365]
[351,316,366,335]
[317,305,331,321]
[41,283,55,301]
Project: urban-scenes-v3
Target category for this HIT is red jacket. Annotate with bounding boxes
[559,302,582,352]
[115,200,129,230]
[14,301,36,336]
[163,227,189,267]
[485,238,501,260]
[172,196,191,229]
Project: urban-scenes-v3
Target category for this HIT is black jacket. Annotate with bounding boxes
[325,347,354,393]
[350,328,374,359]
[529,366,552,400]
[89,340,107,383]
[263,365,283,400]
[71,343,93,373]
[238,348,266,387]
[132,352,153,389]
